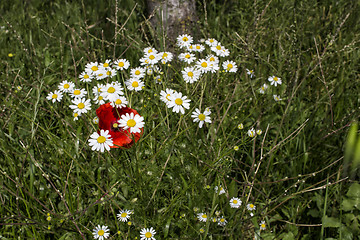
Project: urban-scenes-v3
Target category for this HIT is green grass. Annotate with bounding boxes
[1,0,360,239]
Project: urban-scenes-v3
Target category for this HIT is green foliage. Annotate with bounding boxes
[1,0,359,239]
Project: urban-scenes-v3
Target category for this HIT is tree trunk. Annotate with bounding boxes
[146,0,197,47]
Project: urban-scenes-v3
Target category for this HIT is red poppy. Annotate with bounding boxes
[96,103,143,148]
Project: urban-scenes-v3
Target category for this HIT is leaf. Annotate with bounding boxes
[281,232,295,240]
[339,226,354,240]
[346,183,360,198]
[322,215,342,228]
[341,198,356,211]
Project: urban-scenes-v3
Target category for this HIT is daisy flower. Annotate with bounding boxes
[237,123,244,130]
[268,76,282,86]
[140,227,156,240]
[69,98,91,115]
[273,95,282,101]
[260,220,266,230]
[117,209,132,222]
[259,83,268,94]
[143,52,161,65]
[79,71,94,82]
[186,44,196,52]
[229,197,242,208]
[247,128,256,137]
[118,112,145,134]
[69,88,87,99]
[196,59,211,73]
[92,84,106,97]
[207,55,220,72]
[217,216,227,226]
[126,78,145,92]
[246,69,255,78]
[199,228,205,233]
[181,66,201,84]
[214,186,226,195]
[178,52,196,64]
[177,34,193,48]
[110,96,128,108]
[194,44,205,52]
[98,68,117,80]
[143,47,158,55]
[246,203,256,211]
[46,90,63,103]
[93,95,106,105]
[256,129,262,135]
[211,44,225,56]
[93,117,99,124]
[168,92,191,114]
[191,108,211,128]
[101,83,124,102]
[154,75,162,84]
[101,59,112,69]
[193,207,199,212]
[92,225,110,240]
[223,60,237,73]
[130,67,145,79]
[73,112,79,121]
[88,130,113,152]
[160,88,176,105]
[211,217,217,223]
[146,65,160,76]
[58,80,74,93]
[85,62,100,76]
[159,51,173,64]
[205,38,218,47]
[197,213,208,222]
[113,59,130,70]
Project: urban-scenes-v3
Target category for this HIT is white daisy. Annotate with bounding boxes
[88,130,113,152]
[101,83,124,102]
[191,108,211,128]
[130,67,145,79]
[159,51,173,64]
[196,59,211,73]
[126,78,144,92]
[73,112,80,121]
[113,59,130,70]
[92,225,110,240]
[273,95,282,101]
[46,90,63,103]
[193,44,205,52]
[92,84,106,96]
[178,52,196,64]
[214,186,226,195]
[223,60,237,73]
[217,216,227,226]
[268,76,282,86]
[140,227,156,240]
[143,52,161,65]
[246,69,255,78]
[177,34,193,48]
[256,129,262,135]
[143,47,158,55]
[99,68,117,79]
[197,213,208,222]
[207,54,219,64]
[205,38,218,47]
[211,44,225,56]
[117,209,132,222]
[229,197,242,208]
[101,59,112,69]
[93,95,106,105]
[110,96,128,108]
[181,66,201,84]
[79,71,94,82]
[211,217,217,223]
[93,117,99,124]
[85,62,100,76]
[207,55,220,72]
[260,220,266,230]
[69,88,87,99]
[237,123,244,130]
[259,83,268,94]
[69,98,91,115]
[118,112,145,134]
[246,203,256,211]
[168,92,191,114]
[154,75,162,84]
[58,80,74,93]
[160,88,176,105]
[247,128,256,137]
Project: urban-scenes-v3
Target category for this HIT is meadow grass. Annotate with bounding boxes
[1,0,360,239]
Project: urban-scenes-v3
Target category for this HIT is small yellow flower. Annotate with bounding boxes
[8,53,14,57]
[47,226,51,230]
[234,146,239,151]
[237,123,244,130]
[127,221,132,226]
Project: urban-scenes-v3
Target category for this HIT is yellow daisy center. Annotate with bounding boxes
[132,81,139,88]
[74,90,81,95]
[162,53,168,58]
[149,55,155,60]
[113,123,119,128]
[77,103,85,109]
[196,46,200,49]
[127,119,136,127]
[121,212,127,218]
[73,113,78,117]
[210,39,214,43]
[135,70,141,75]
[220,218,225,222]
[233,200,238,204]
[84,74,89,79]
[115,99,122,105]
[97,229,105,236]
[118,62,124,67]
[274,77,278,81]
[250,204,254,208]
[175,98,183,105]
[198,114,205,121]
[97,136,106,143]
[98,96,103,100]
[106,71,111,76]
[187,72,194,77]
[216,45,221,50]
[261,224,265,228]
[98,73,103,76]
[209,57,215,61]
[183,37,188,42]
[189,45,193,49]
[91,66,98,71]
[64,84,70,89]
[185,54,190,59]
[52,94,57,99]
[227,64,233,69]
[201,62,207,68]
[107,87,115,93]
[202,214,207,219]
[103,63,109,67]
[145,232,152,238]
[148,49,153,53]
